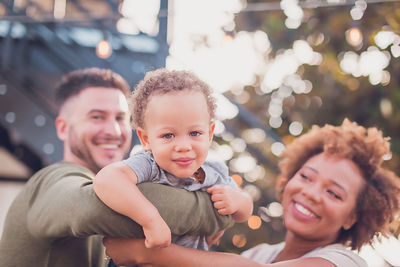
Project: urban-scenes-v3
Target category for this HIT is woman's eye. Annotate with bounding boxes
[327,190,342,200]
[190,131,201,137]
[162,133,174,139]
[300,173,309,180]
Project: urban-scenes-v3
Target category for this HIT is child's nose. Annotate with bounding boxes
[174,139,191,151]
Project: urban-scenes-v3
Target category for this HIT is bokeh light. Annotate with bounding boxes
[288,121,303,136]
[96,40,112,59]
[268,202,283,217]
[232,234,247,248]
[271,142,285,157]
[231,174,243,187]
[345,27,363,47]
[248,215,262,230]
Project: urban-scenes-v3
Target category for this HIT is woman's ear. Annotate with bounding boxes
[343,212,357,230]
[136,127,151,151]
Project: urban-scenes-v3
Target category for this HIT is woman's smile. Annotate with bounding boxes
[292,201,320,220]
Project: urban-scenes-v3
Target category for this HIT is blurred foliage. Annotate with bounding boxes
[216,0,400,254]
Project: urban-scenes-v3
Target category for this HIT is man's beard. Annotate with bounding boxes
[69,127,102,173]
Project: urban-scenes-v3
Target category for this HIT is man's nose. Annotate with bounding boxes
[104,120,122,136]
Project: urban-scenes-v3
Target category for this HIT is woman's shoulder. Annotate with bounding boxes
[305,243,367,267]
[241,242,285,264]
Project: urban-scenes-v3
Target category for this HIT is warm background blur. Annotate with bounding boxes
[1,1,399,266]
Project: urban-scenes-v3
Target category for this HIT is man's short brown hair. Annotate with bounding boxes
[55,68,130,110]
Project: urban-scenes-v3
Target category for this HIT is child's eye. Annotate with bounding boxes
[190,131,201,137]
[162,133,174,139]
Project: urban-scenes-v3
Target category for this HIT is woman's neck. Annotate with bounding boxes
[273,231,336,263]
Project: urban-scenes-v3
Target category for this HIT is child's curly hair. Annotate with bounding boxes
[276,119,400,250]
[129,68,216,129]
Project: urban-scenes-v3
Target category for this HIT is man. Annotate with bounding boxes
[0,68,232,267]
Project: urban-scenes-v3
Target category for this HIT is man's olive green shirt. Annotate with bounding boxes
[0,162,232,267]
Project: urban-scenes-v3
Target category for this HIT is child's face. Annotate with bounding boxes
[137,90,215,178]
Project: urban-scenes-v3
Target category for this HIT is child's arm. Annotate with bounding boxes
[206,185,253,222]
[93,161,171,248]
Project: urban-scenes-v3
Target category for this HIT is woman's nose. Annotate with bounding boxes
[302,184,322,203]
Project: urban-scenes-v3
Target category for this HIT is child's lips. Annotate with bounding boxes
[173,158,194,167]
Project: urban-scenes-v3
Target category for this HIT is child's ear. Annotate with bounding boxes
[209,121,215,142]
[136,127,151,150]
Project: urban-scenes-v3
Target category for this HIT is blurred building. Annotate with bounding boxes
[0,0,169,234]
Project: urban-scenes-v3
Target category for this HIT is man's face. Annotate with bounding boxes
[57,87,132,173]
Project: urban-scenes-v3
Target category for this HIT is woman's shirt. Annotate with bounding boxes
[241,242,367,267]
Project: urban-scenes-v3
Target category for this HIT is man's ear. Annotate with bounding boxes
[55,116,68,141]
[209,121,215,142]
[136,127,151,150]
[343,212,357,230]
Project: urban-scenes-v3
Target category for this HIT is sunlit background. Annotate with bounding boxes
[1,0,400,266]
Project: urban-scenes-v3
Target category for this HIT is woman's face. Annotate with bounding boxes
[281,153,365,244]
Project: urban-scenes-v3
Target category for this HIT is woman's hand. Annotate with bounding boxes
[103,237,148,266]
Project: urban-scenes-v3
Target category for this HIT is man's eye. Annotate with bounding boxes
[91,115,102,120]
[162,133,174,139]
[190,131,201,137]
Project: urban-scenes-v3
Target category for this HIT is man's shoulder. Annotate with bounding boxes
[38,161,91,173]
[30,162,94,182]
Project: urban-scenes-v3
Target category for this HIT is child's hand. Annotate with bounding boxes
[206,230,225,247]
[206,185,241,215]
[142,217,171,249]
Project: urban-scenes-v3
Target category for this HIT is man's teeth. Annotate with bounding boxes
[98,144,118,149]
[295,203,316,218]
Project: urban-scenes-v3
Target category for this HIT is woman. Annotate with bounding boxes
[103,119,400,267]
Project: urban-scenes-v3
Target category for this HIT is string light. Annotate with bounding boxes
[96,39,112,59]
[346,27,363,47]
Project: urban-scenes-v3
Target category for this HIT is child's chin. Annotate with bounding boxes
[177,173,191,178]
[175,171,194,178]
